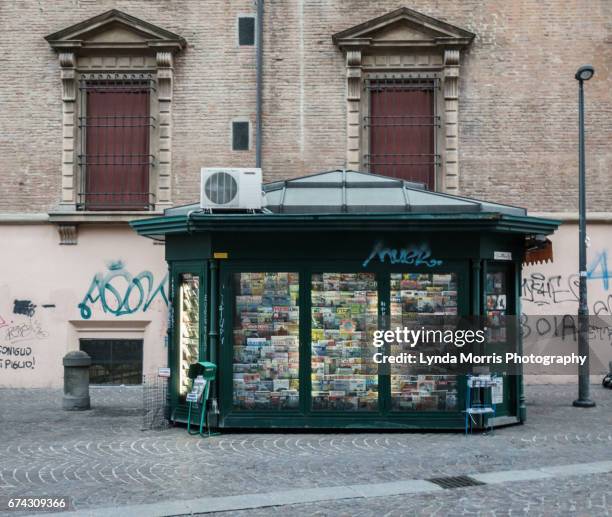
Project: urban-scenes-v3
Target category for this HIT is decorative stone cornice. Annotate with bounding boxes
[57,224,78,245]
[45,9,186,54]
[156,52,173,101]
[444,49,460,98]
[59,52,76,102]
[444,49,461,66]
[332,7,475,51]
[346,50,362,101]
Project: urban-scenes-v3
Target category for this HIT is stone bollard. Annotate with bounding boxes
[62,351,91,410]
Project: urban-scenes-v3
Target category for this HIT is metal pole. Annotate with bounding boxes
[255,0,264,168]
[573,77,595,408]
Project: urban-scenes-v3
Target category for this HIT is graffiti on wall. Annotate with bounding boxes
[522,250,612,315]
[363,242,443,268]
[13,299,36,317]
[520,314,612,341]
[78,260,169,320]
[0,305,48,371]
[521,248,612,373]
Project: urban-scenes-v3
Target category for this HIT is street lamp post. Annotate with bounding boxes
[573,64,596,408]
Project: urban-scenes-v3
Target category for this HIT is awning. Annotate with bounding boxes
[524,237,553,265]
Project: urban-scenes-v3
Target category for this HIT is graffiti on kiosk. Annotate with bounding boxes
[78,260,169,320]
[522,250,612,315]
[363,242,443,268]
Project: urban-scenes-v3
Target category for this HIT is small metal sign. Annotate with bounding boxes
[213,252,229,259]
[186,392,199,403]
[493,251,512,261]
[492,378,504,404]
[158,367,171,378]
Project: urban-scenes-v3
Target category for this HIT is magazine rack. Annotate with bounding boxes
[464,375,500,435]
[186,362,219,438]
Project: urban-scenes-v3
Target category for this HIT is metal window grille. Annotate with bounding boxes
[78,73,156,211]
[364,77,440,190]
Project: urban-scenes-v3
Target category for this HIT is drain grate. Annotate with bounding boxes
[427,475,485,489]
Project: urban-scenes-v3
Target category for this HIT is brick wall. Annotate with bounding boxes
[0,0,610,212]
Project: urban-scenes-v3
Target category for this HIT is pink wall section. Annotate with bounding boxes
[0,224,167,388]
[522,223,612,377]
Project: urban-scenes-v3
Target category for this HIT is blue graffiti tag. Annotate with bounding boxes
[587,250,610,290]
[78,260,168,320]
[362,241,443,268]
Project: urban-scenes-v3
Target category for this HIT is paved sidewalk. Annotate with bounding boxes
[32,460,612,517]
[0,384,610,516]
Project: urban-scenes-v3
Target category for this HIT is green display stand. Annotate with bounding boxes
[186,362,219,437]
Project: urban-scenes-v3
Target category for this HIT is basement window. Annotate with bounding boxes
[80,338,143,385]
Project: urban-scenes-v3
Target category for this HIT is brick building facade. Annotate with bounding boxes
[0,1,610,387]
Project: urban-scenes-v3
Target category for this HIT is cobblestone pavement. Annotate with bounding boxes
[0,384,610,516]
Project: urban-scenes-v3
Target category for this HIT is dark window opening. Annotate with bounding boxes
[78,74,155,211]
[79,338,143,385]
[232,121,250,151]
[238,16,255,46]
[365,79,439,190]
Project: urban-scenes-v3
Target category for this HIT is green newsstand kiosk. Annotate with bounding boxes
[131,170,560,430]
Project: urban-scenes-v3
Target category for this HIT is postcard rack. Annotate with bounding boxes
[464,374,500,435]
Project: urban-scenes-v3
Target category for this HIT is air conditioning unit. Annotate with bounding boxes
[200,168,262,210]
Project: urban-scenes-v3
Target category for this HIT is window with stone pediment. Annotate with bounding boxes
[45,10,186,212]
[333,7,474,193]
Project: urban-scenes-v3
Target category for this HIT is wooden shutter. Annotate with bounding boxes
[84,86,150,210]
[368,87,435,189]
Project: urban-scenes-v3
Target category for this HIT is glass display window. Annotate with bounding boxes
[179,273,200,400]
[232,272,300,410]
[311,272,379,411]
[389,273,458,411]
[486,271,507,343]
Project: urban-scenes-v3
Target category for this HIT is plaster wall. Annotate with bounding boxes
[522,222,612,377]
[0,225,167,388]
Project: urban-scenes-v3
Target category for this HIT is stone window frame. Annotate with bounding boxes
[67,320,150,358]
[333,8,474,193]
[45,10,186,216]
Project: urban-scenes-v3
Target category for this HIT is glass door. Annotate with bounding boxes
[177,272,201,403]
[484,262,516,416]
